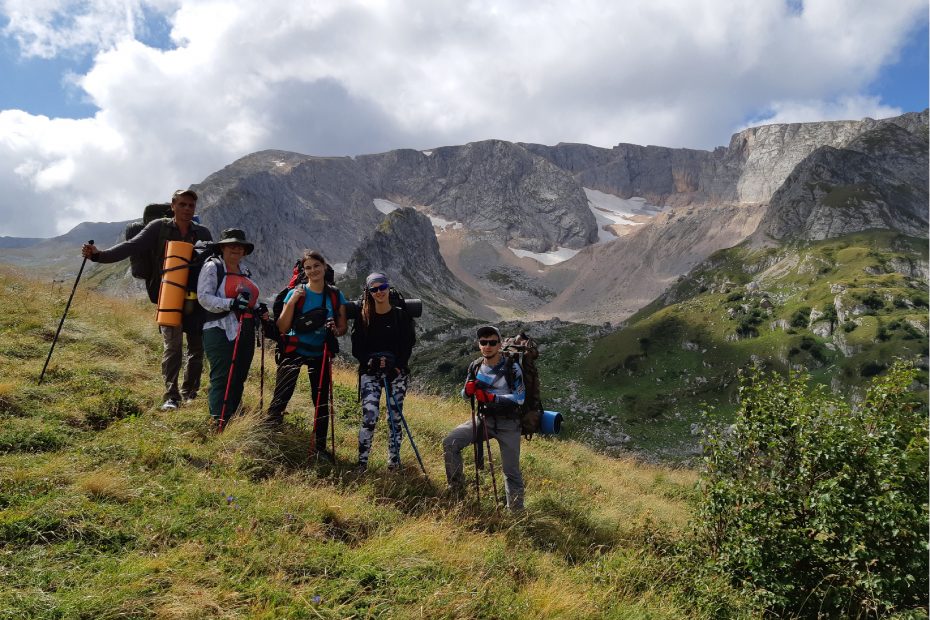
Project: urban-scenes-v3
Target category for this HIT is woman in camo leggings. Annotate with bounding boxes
[350,272,416,472]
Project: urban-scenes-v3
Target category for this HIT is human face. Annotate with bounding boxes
[171,196,197,225]
[369,281,389,302]
[478,336,501,358]
[221,244,245,265]
[303,258,326,285]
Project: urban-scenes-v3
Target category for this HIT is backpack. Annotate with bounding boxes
[125,203,173,280]
[468,332,543,439]
[269,259,341,363]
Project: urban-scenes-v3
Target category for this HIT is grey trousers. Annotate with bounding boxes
[443,415,524,511]
[160,324,204,402]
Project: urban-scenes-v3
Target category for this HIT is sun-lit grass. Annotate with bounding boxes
[0,265,754,618]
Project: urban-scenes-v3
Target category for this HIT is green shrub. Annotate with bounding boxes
[789,307,811,328]
[694,363,928,617]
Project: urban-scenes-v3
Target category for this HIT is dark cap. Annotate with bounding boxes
[214,228,254,255]
[476,325,501,340]
[172,189,198,202]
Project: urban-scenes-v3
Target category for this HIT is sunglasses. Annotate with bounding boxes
[478,339,500,347]
[369,283,389,293]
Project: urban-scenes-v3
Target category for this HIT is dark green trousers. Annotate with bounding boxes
[203,321,255,422]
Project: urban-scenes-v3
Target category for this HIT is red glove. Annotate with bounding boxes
[464,380,477,396]
[475,389,496,404]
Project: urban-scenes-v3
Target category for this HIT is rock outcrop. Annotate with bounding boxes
[524,110,929,208]
[341,208,482,327]
[755,123,929,241]
[358,140,598,251]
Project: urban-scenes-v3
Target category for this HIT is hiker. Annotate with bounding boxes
[266,250,347,459]
[81,189,213,410]
[443,325,527,511]
[350,272,416,472]
[196,228,268,425]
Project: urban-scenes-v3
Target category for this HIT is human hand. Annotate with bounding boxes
[474,389,496,404]
[231,292,251,315]
[290,285,305,304]
[81,243,99,259]
[464,380,477,397]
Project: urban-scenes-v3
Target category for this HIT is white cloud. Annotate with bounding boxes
[741,95,904,128]
[0,0,925,236]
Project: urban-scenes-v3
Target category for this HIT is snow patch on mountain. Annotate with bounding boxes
[585,188,664,242]
[510,246,580,265]
[373,198,400,214]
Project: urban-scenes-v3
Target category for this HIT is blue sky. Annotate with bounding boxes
[0,0,926,237]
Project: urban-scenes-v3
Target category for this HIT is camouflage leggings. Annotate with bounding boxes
[357,372,408,466]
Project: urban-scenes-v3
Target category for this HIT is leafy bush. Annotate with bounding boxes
[694,363,928,617]
[789,306,811,328]
[861,291,886,311]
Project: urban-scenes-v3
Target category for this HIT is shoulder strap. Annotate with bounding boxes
[467,358,482,381]
[210,255,225,290]
[504,356,517,391]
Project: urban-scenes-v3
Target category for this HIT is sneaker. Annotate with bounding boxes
[160,399,179,411]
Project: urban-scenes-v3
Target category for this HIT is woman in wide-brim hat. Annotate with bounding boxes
[196,228,265,425]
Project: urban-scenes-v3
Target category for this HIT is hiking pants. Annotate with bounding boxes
[443,415,524,511]
[160,323,204,402]
[357,372,408,467]
[267,352,330,449]
[203,323,255,422]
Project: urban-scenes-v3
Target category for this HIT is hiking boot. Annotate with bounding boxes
[354,462,368,474]
[314,448,334,464]
[160,398,179,411]
[445,484,466,500]
[182,392,198,405]
[387,460,401,472]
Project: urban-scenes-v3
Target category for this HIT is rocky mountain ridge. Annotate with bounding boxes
[1,109,925,329]
[755,123,929,241]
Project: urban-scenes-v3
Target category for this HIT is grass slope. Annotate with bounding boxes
[0,266,750,619]
[580,231,929,456]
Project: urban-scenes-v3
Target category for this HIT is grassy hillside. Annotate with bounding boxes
[0,266,752,619]
[576,231,928,455]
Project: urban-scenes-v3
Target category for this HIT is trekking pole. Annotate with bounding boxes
[469,398,481,502]
[217,311,247,432]
[38,240,93,385]
[329,361,337,466]
[481,415,501,512]
[258,319,265,412]
[384,376,429,478]
[310,342,329,457]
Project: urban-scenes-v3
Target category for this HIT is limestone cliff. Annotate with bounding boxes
[524,110,929,208]
[755,123,929,241]
[357,140,598,252]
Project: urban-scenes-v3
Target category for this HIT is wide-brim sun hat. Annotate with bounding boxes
[214,228,254,255]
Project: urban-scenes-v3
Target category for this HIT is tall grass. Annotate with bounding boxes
[0,265,752,618]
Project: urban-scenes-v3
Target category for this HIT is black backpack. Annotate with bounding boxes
[125,203,173,280]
